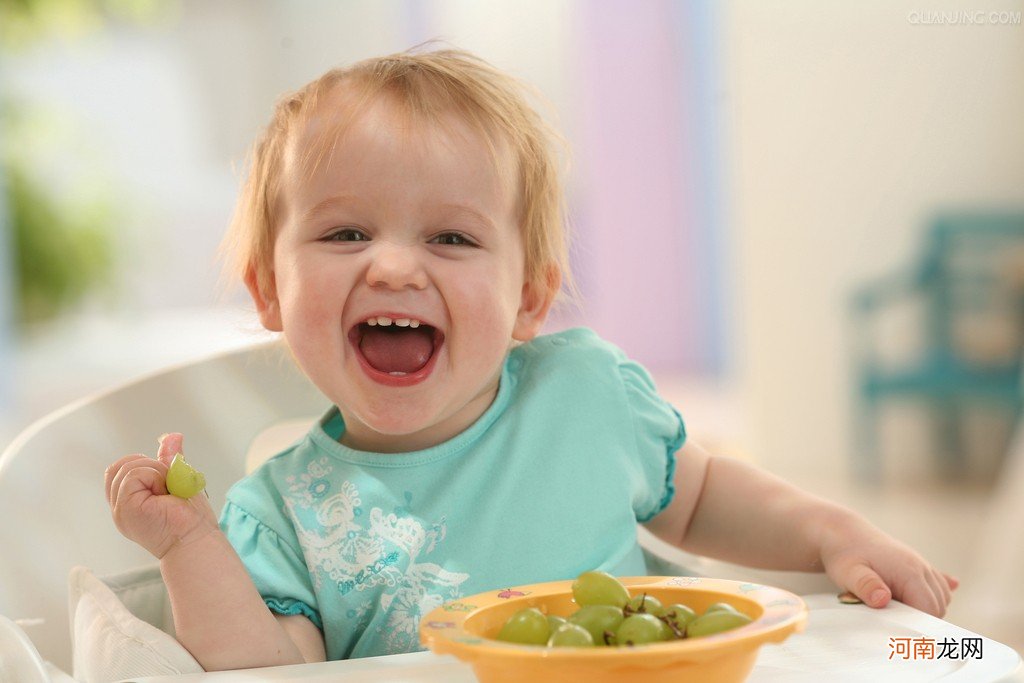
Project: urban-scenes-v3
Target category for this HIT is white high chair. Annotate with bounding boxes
[0,340,325,679]
[0,340,834,681]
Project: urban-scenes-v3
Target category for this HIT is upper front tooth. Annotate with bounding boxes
[377,316,393,326]
[409,320,420,328]
[395,318,411,327]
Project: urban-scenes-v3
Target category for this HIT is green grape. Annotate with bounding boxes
[567,604,624,646]
[625,593,663,616]
[686,610,753,638]
[547,622,595,648]
[704,602,740,615]
[547,615,568,632]
[571,570,630,608]
[497,608,550,645]
[655,616,674,641]
[661,603,698,636]
[616,613,670,646]
[165,453,206,499]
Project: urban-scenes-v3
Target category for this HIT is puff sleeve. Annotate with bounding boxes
[220,500,323,629]
[618,357,687,522]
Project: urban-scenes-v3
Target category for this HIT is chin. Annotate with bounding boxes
[351,404,441,439]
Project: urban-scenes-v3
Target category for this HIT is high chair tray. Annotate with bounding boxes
[125,594,1021,683]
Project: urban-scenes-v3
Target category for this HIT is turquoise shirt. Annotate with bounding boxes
[220,327,686,660]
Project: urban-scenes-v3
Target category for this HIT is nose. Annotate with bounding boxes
[365,242,429,291]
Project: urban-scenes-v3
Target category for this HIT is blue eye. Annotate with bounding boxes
[431,232,476,247]
[324,229,369,242]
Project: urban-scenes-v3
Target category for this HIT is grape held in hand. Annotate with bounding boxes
[165,453,206,499]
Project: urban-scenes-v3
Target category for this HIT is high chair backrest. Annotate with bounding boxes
[0,340,326,673]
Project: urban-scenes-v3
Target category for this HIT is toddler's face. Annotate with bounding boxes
[250,93,550,452]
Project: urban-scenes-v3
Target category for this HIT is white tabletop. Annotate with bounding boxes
[128,595,1022,683]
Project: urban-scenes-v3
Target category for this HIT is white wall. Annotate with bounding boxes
[0,0,586,442]
[723,0,1024,482]
[6,0,1024,485]
[2,0,576,314]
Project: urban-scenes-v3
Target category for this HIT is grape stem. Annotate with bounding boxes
[659,614,687,639]
[623,592,650,616]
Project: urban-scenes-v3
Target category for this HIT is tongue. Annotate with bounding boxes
[359,326,434,374]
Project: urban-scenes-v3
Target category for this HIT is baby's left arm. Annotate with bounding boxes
[643,441,958,617]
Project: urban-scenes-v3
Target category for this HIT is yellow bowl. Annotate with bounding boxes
[420,576,807,683]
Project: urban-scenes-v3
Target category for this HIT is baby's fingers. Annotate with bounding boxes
[156,432,184,467]
[932,568,952,610]
[110,463,168,539]
[116,463,166,502]
[921,569,950,618]
[844,563,892,609]
[108,456,169,507]
[900,574,945,618]
[105,454,154,505]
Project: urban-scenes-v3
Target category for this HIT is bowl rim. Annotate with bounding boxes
[420,576,808,665]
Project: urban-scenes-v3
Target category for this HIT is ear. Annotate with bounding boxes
[244,263,283,332]
[512,265,560,342]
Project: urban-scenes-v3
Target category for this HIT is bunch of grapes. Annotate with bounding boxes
[496,571,752,648]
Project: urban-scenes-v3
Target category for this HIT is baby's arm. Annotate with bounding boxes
[159,530,325,668]
[105,433,325,669]
[643,441,957,617]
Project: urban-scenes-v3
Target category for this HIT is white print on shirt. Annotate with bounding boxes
[284,457,469,652]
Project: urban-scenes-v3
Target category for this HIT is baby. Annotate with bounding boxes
[104,47,956,670]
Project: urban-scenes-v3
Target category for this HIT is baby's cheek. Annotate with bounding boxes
[463,313,518,376]
[462,293,516,340]
[457,269,521,324]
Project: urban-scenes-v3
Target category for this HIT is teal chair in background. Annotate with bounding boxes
[851,212,1024,481]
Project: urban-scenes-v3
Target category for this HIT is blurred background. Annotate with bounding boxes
[1,0,1022,655]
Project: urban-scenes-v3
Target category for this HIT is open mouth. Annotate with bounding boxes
[348,316,445,379]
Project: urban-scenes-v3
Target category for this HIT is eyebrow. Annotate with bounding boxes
[302,196,498,232]
[438,203,498,232]
[301,195,361,224]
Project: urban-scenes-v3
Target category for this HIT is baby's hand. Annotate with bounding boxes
[819,514,958,618]
[104,433,219,559]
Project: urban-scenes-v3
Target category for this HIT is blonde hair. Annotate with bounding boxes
[221,46,575,309]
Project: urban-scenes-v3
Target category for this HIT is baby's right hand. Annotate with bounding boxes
[104,433,219,559]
